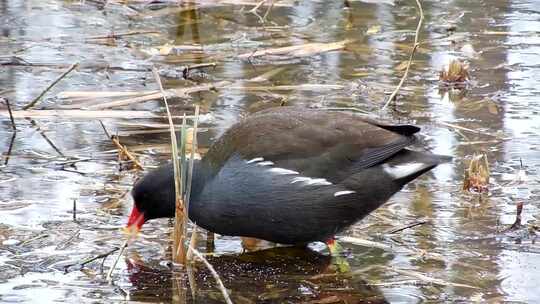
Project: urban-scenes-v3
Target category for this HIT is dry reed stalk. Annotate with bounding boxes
[84,81,229,110]
[225,83,344,91]
[0,109,192,119]
[151,67,187,264]
[382,0,423,110]
[238,39,351,59]
[174,116,188,263]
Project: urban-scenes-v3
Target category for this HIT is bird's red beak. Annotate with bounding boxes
[126,205,145,231]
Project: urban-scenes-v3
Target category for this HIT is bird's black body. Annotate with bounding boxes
[131,107,449,244]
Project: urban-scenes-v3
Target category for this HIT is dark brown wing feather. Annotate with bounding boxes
[203,107,419,182]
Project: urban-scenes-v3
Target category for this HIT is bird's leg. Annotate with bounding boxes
[326,238,350,273]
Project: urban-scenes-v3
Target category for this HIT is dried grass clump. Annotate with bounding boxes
[440,59,469,85]
[463,153,490,193]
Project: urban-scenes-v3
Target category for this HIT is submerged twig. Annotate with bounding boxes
[189,245,233,304]
[3,133,16,166]
[376,266,479,289]
[22,62,78,110]
[439,121,507,140]
[340,236,484,270]
[387,220,429,234]
[85,30,160,40]
[64,246,119,272]
[73,199,77,222]
[29,119,66,157]
[1,97,16,130]
[382,0,423,110]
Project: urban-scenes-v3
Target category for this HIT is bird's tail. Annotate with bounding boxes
[381,149,452,185]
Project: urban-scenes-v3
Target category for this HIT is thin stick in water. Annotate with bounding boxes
[189,245,233,304]
[22,63,79,110]
[73,199,77,222]
[3,133,16,166]
[382,0,423,110]
[1,98,16,130]
[63,246,119,272]
[387,220,429,234]
[106,239,128,282]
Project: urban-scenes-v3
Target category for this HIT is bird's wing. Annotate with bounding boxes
[203,107,419,181]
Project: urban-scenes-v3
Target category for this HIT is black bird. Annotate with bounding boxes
[127,107,448,245]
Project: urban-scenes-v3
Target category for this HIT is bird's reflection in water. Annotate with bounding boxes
[126,246,388,303]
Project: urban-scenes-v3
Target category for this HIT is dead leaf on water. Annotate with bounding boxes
[395,60,410,71]
[366,25,381,35]
[350,71,370,77]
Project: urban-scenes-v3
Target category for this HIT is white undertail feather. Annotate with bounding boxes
[257,161,274,166]
[291,176,332,186]
[382,162,427,180]
[334,190,356,197]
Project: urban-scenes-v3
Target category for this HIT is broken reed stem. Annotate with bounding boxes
[151,67,187,264]
[184,106,200,263]
[175,116,189,261]
[189,245,233,304]
[22,62,78,110]
[106,240,128,282]
[1,98,16,131]
[382,0,423,110]
[185,106,199,217]
[110,135,144,170]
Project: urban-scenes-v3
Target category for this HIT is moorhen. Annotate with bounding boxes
[127,107,448,245]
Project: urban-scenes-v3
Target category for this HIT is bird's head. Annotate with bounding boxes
[125,164,176,233]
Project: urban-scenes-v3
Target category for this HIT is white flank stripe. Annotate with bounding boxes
[334,190,356,197]
[257,161,274,166]
[382,163,426,179]
[291,177,311,183]
[268,168,299,175]
[291,176,332,186]
[246,157,264,164]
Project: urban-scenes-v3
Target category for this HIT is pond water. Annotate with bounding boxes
[1,0,540,303]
